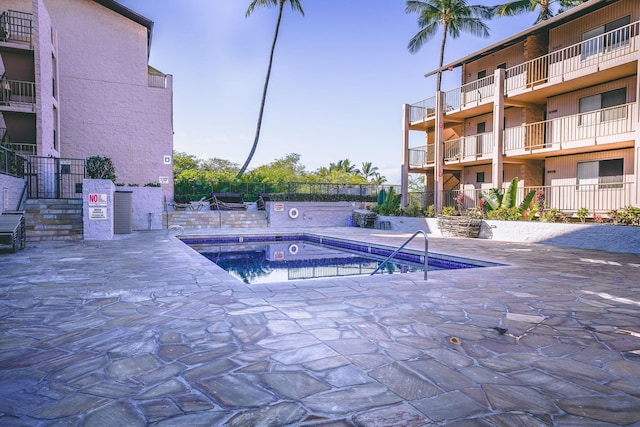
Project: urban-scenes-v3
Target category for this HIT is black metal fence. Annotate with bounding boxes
[26,157,86,199]
[0,145,25,178]
[174,181,401,204]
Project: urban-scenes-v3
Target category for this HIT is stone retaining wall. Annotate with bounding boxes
[166,211,268,229]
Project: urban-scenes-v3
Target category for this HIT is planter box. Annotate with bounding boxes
[437,216,482,238]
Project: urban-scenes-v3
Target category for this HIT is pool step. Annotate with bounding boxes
[165,210,268,229]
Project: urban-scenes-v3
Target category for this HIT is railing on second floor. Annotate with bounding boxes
[503,103,635,154]
[444,132,494,163]
[506,20,639,94]
[408,144,435,168]
[0,78,36,109]
[448,181,634,215]
[0,143,26,178]
[0,10,33,47]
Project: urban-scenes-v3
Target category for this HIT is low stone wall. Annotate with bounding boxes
[166,211,268,229]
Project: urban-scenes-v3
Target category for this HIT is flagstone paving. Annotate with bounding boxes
[1,227,639,426]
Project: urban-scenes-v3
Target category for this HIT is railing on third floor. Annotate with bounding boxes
[0,78,36,108]
[148,71,168,89]
[444,132,494,163]
[408,144,435,168]
[408,96,436,125]
[447,181,634,215]
[503,103,635,154]
[506,20,639,94]
[443,74,495,113]
[0,10,33,46]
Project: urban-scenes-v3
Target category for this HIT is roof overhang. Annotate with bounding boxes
[92,0,154,56]
[424,0,616,78]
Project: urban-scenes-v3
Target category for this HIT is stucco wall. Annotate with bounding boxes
[0,174,25,212]
[267,202,356,228]
[44,0,174,200]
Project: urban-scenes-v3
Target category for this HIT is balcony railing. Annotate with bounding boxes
[506,21,639,94]
[0,10,32,47]
[408,96,436,124]
[504,103,635,154]
[444,74,495,113]
[0,143,26,178]
[444,132,494,163]
[148,71,168,88]
[408,144,435,168]
[0,78,36,108]
[448,181,633,214]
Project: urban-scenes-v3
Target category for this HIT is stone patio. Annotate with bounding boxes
[0,227,639,426]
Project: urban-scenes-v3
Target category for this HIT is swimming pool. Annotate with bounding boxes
[181,234,496,284]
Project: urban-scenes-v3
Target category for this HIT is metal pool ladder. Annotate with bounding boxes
[370,230,429,280]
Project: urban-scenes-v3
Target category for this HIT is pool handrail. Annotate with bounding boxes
[370,230,428,280]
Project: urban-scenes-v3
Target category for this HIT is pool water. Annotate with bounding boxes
[182,235,487,284]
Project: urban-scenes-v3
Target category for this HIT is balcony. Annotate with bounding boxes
[0,78,36,111]
[506,21,639,98]
[148,70,168,89]
[449,181,633,215]
[0,10,33,48]
[504,103,635,156]
[443,74,495,115]
[408,144,435,169]
[444,132,494,164]
[408,96,436,127]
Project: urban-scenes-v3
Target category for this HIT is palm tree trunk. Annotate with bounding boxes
[236,1,285,178]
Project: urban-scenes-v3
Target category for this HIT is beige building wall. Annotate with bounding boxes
[44,0,174,198]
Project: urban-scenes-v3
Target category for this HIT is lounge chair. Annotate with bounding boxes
[210,193,246,211]
[0,210,25,252]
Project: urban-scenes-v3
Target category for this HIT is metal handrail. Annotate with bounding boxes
[370,230,429,280]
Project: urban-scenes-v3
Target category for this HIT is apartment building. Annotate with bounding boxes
[0,0,173,199]
[402,0,639,215]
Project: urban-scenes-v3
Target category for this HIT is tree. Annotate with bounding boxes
[405,0,493,92]
[329,159,359,175]
[360,161,379,181]
[236,0,305,178]
[494,0,586,24]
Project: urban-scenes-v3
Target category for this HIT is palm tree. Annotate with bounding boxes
[405,0,493,92]
[236,0,305,178]
[494,0,586,24]
[360,161,379,181]
[329,159,359,175]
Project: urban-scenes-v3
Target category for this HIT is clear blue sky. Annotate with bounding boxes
[116,0,536,184]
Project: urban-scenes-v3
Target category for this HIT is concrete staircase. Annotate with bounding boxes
[24,199,83,242]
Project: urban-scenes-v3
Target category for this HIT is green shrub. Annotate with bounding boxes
[426,205,435,218]
[487,207,521,221]
[401,203,425,218]
[608,206,640,226]
[441,206,456,216]
[577,207,589,223]
[86,156,116,182]
[145,182,161,187]
[541,208,567,223]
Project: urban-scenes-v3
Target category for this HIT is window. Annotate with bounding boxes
[477,70,486,79]
[476,172,485,183]
[577,159,623,189]
[579,88,626,125]
[582,16,631,59]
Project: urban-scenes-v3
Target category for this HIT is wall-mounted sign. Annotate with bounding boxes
[88,193,107,206]
[163,155,172,165]
[159,176,169,184]
[89,207,107,220]
[274,203,285,212]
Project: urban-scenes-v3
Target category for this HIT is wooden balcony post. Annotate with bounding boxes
[492,68,505,189]
[401,104,410,207]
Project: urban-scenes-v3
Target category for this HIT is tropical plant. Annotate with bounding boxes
[378,187,401,216]
[493,0,586,25]
[86,156,116,182]
[577,207,589,223]
[608,206,640,226]
[480,177,536,217]
[441,206,456,216]
[236,0,305,178]
[405,0,494,92]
